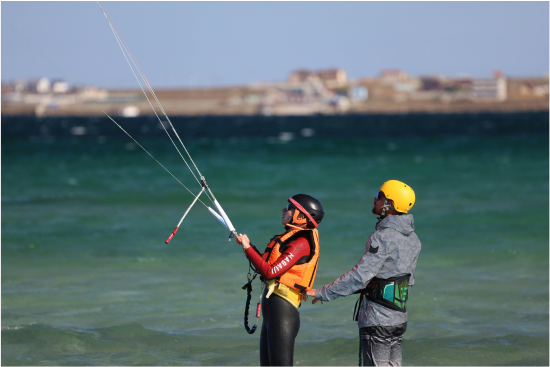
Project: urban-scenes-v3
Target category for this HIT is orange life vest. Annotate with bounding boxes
[261,228,320,292]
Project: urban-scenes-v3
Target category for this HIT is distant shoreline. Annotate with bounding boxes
[2,79,548,118]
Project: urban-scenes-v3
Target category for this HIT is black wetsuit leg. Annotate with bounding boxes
[360,322,407,366]
[260,289,300,366]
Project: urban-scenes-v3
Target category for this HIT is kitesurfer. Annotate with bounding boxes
[307,180,421,367]
[237,194,324,366]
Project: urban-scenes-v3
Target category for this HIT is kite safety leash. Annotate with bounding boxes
[242,261,262,334]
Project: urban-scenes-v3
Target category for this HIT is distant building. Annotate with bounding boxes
[420,76,445,91]
[517,81,549,97]
[492,70,505,79]
[316,69,347,87]
[1,83,14,94]
[28,77,51,94]
[393,79,421,93]
[448,77,473,91]
[260,73,346,115]
[13,79,28,93]
[349,86,368,102]
[380,69,408,84]
[52,80,70,94]
[409,75,476,102]
[533,84,549,96]
[472,77,507,101]
[288,69,311,83]
[288,68,347,87]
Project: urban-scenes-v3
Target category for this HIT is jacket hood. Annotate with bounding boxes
[377,214,415,236]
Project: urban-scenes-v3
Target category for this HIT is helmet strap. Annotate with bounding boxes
[285,223,306,230]
[378,199,393,221]
[381,199,389,216]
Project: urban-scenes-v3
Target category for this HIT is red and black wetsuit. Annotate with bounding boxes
[244,236,311,366]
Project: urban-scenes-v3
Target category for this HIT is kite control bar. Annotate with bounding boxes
[166,177,238,244]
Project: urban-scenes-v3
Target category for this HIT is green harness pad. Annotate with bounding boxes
[366,274,410,312]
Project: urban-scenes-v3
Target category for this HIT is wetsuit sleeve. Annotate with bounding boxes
[245,238,311,280]
[249,244,262,257]
[315,231,390,302]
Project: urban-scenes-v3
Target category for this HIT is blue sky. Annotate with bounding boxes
[2,1,548,88]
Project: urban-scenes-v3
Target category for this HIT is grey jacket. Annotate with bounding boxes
[315,214,421,328]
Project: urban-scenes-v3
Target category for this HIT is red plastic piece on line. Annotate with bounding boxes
[256,302,261,318]
[165,227,179,244]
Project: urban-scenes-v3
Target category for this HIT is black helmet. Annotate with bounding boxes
[288,194,325,228]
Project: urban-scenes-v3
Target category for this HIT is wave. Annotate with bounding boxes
[2,323,548,365]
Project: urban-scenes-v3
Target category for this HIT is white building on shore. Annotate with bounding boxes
[27,77,51,94]
[472,71,507,101]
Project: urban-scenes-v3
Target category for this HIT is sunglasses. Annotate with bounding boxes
[375,192,385,200]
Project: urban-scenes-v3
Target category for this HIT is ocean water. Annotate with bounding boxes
[2,113,548,366]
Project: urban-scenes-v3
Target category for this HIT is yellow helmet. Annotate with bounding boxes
[379,180,415,213]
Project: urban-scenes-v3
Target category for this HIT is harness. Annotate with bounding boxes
[353,274,411,321]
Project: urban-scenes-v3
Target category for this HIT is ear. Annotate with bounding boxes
[293,210,307,225]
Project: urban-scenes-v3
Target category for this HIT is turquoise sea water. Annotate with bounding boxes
[2,114,548,365]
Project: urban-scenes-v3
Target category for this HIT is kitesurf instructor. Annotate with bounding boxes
[236,194,324,366]
[307,180,421,366]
